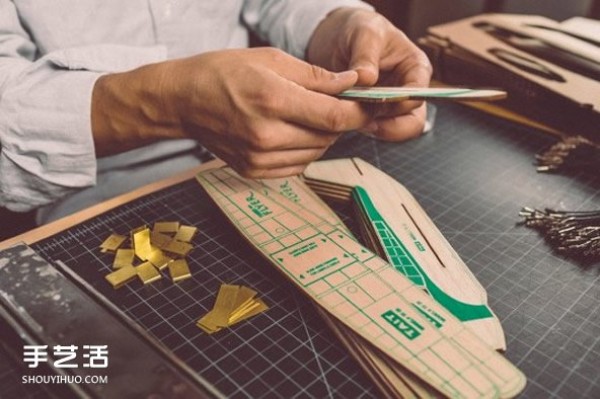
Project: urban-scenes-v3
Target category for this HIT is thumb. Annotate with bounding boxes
[348,33,382,85]
[350,57,379,86]
[290,63,359,95]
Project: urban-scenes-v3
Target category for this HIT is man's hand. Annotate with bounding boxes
[307,7,432,141]
[92,48,369,178]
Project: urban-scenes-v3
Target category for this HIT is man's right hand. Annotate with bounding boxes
[92,48,370,178]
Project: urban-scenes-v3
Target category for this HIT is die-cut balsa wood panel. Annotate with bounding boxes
[196,166,526,398]
[303,158,506,351]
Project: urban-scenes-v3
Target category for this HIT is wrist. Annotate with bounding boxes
[91,62,185,157]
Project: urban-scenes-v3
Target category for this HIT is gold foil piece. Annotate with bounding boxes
[147,249,172,270]
[165,240,193,257]
[113,249,135,269]
[150,231,173,250]
[132,226,153,261]
[210,284,239,327]
[100,234,127,253]
[105,266,137,289]
[136,261,162,285]
[103,221,197,288]
[174,225,198,243]
[196,313,219,334]
[229,299,269,325]
[153,221,180,234]
[232,286,257,310]
[197,284,268,334]
[168,259,192,282]
[229,301,260,323]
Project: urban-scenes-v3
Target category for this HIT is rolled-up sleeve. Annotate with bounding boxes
[242,0,373,59]
[0,0,166,212]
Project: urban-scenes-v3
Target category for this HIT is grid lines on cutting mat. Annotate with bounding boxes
[30,180,379,398]
[2,102,598,398]
[326,103,600,399]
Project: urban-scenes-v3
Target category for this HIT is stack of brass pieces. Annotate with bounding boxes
[197,284,268,334]
[100,221,197,289]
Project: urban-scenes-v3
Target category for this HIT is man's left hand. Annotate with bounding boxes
[307,7,432,141]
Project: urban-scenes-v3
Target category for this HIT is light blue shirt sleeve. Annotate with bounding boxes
[242,0,374,59]
[0,0,167,212]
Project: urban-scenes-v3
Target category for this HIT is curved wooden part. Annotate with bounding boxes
[428,14,600,111]
[196,166,526,398]
[337,87,507,103]
[303,158,506,351]
[262,176,439,398]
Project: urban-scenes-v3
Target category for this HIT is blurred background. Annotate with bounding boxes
[367,0,599,39]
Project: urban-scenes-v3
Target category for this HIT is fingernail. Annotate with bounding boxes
[334,70,357,80]
[352,63,378,74]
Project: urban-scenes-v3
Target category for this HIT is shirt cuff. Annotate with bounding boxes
[0,45,167,211]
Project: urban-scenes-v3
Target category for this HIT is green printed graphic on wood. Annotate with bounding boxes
[196,167,526,399]
[382,308,424,340]
[352,186,494,322]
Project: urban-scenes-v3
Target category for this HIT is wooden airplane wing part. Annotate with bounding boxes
[303,158,506,351]
[196,166,525,398]
[261,177,439,398]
